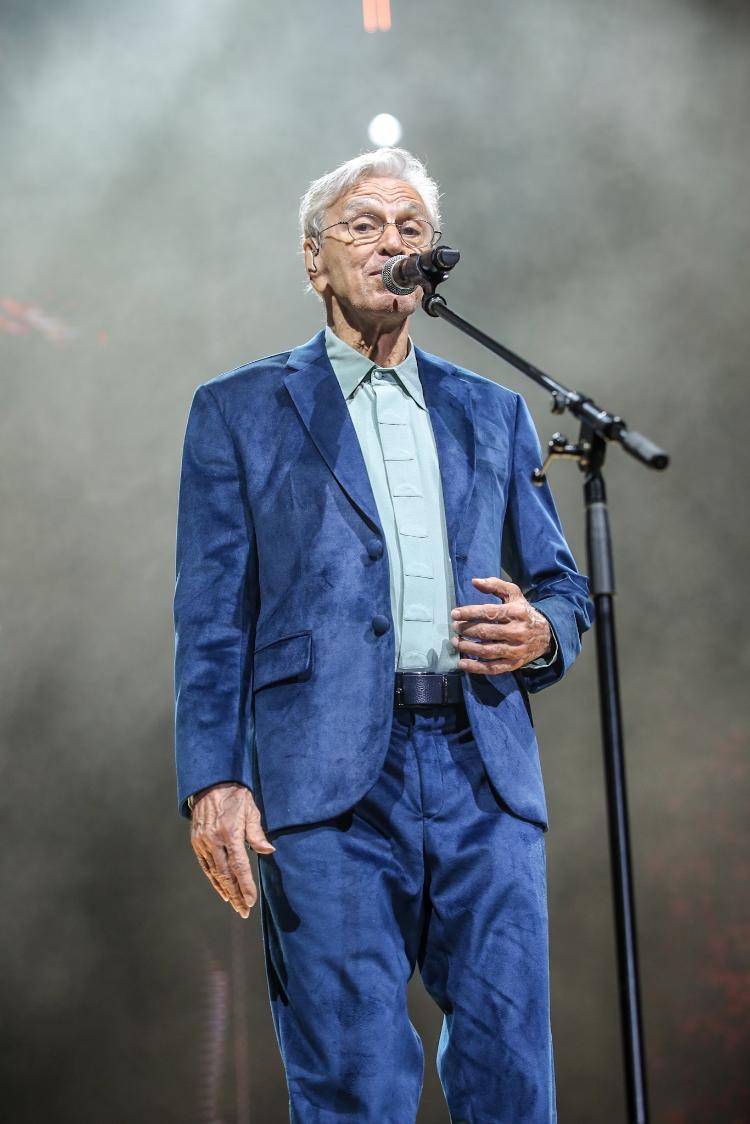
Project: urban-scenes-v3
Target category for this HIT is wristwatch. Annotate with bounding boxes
[186,793,196,814]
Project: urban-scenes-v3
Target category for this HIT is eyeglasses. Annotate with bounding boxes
[316,212,440,250]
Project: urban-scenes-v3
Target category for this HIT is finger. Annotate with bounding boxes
[197,853,231,903]
[451,601,515,624]
[191,831,219,877]
[457,654,519,675]
[196,840,234,903]
[245,811,276,855]
[452,619,526,641]
[211,844,251,917]
[453,637,519,661]
[226,842,259,911]
[470,576,522,600]
[193,839,229,901]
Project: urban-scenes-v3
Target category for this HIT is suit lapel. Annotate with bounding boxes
[283,331,383,533]
[282,330,476,553]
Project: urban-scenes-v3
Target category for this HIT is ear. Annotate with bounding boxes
[303,236,328,293]
[303,237,319,276]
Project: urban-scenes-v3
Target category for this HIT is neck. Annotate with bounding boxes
[326,306,411,367]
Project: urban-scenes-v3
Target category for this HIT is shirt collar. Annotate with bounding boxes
[324,325,426,410]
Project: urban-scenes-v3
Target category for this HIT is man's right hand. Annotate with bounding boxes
[189,782,275,919]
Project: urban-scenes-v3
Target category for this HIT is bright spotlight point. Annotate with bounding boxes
[368,114,402,147]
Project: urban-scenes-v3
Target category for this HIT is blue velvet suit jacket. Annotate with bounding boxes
[174,329,593,833]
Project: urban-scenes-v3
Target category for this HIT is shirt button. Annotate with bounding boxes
[367,537,384,560]
[371,615,390,636]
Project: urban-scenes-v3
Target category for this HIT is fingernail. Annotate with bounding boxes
[451,609,460,618]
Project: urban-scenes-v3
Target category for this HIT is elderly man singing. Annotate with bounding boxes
[173,147,592,1122]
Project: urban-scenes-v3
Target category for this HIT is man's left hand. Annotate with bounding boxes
[451,576,552,674]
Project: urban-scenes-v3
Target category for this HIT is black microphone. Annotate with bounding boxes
[381,246,461,295]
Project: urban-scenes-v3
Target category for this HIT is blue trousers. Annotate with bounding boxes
[258,699,556,1123]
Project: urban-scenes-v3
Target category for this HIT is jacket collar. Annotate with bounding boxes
[283,328,476,553]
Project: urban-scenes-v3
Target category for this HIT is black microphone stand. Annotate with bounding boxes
[415,249,668,1124]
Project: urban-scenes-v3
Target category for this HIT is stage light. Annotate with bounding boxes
[362,0,391,33]
[368,113,402,147]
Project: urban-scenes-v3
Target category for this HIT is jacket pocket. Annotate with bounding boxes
[253,629,313,692]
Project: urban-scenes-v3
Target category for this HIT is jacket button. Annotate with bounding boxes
[371,614,390,635]
[367,537,384,560]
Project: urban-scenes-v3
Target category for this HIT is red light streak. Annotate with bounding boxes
[0,296,107,345]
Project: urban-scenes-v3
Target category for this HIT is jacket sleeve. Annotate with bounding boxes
[173,384,258,818]
[501,393,594,693]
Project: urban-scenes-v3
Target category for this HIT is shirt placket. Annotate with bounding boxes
[371,369,435,670]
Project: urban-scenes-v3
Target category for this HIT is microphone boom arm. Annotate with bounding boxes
[418,257,668,471]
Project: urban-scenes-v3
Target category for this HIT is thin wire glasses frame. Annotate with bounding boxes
[315,212,441,250]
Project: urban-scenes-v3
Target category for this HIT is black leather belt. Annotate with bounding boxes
[394,670,463,708]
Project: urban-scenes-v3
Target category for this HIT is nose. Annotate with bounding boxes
[376,222,407,256]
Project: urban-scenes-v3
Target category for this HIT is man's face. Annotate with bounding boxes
[305,176,433,322]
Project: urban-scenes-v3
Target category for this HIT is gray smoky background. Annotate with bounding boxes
[1,0,748,1121]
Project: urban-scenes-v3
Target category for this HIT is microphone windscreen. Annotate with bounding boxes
[382,255,417,295]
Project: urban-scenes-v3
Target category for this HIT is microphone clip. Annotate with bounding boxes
[417,246,461,317]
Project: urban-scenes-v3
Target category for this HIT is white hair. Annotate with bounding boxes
[298,147,442,252]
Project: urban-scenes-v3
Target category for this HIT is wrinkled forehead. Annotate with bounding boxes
[331,176,428,219]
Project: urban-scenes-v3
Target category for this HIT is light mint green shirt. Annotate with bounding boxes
[325,326,459,672]
[324,327,556,674]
